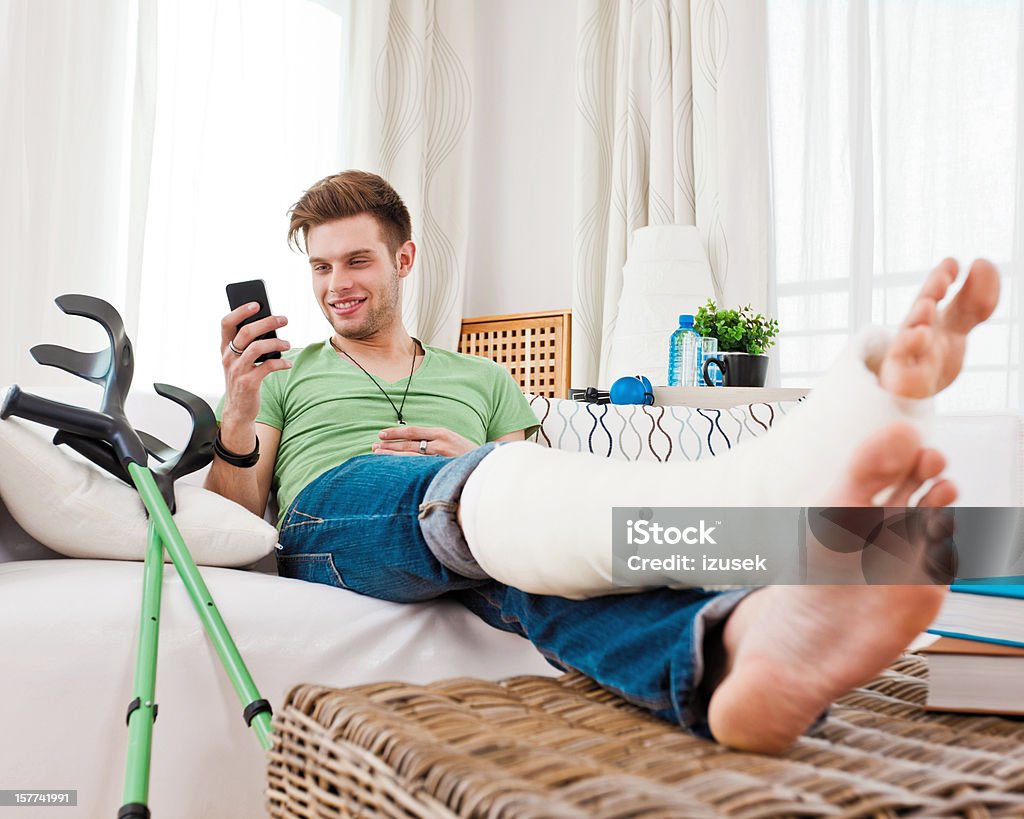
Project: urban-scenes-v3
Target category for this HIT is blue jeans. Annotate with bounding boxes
[277,447,752,735]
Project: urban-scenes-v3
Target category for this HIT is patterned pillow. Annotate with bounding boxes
[527,395,804,462]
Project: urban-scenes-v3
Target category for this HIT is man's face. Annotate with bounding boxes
[307,213,413,341]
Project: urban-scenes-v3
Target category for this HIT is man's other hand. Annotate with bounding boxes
[373,426,476,457]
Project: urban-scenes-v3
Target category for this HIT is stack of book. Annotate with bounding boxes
[922,580,1024,715]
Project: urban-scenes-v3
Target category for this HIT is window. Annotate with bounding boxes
[768,0,1021,411]
[135,0,348,395]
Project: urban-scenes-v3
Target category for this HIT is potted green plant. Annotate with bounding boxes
[693,300,779,387]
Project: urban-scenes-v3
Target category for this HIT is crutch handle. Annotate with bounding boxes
[2,385,109,436]
[2,385,148,468]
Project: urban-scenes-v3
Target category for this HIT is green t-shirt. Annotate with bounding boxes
[248,342,538,527]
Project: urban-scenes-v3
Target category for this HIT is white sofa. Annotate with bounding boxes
[0,388,557,819]
[1,387,1021,818]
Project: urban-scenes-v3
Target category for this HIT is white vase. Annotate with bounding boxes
[605,225,716,387]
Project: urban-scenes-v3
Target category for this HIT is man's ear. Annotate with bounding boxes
[396,240,416,279]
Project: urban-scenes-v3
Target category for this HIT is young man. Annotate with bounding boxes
[207,170,1000,754]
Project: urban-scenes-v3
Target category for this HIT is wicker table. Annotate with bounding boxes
[267,656,1024,818]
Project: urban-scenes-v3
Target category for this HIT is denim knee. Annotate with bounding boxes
[276,454,486,602]
[417,442,502,579]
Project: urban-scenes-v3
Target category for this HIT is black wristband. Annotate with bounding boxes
[213,429,260,468]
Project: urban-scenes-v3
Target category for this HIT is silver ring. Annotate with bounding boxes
[228,339,245,356]
[418,439,428,455]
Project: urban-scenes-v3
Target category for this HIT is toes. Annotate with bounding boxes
[887,448,947,506]
[898,255,999,344]
[903,296,937,329]
[840,422,922,504]
[879,325,942,399]
[905,258,958,327]
[941,258,1001,334]
[918,478,958,508]
[889,323,935,363]
[926,257,959,297]
[915,448,947,480]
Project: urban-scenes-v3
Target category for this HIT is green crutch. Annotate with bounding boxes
[1,295,272,819]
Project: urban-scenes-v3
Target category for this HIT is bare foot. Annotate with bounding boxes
[705,423,955,754]
[877,258,1000,398]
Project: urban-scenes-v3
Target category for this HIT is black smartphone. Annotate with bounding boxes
[225,279,281,363]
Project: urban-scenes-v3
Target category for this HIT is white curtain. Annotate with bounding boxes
[767,0,1022,412]
[572,0,770,388]
[343,0,474,351]
[135,0,347,395]
[1,0,348,397]
[0,0,155,388]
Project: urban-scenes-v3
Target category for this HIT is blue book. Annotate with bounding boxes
[928,578,1024,648]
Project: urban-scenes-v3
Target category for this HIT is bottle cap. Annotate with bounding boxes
[678,314,695,327]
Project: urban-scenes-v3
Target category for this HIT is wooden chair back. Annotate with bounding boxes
[458,310,571,398]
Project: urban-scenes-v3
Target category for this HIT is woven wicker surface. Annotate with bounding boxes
[267,655,1024,818]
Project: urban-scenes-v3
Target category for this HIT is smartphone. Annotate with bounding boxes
[225,279,281,363]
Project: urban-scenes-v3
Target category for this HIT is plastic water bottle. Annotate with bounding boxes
[668,314,700,386]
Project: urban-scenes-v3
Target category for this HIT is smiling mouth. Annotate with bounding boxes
[329,298,367,316]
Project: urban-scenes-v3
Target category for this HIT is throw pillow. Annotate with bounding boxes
[0,417,277,567]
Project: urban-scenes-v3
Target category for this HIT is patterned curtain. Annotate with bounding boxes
[344,0,474,351]
[573,0,771,387]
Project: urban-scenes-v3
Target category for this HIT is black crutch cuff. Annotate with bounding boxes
[243,698,272,726]
[126,696,158,726]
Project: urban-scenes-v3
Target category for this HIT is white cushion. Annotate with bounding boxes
[0,417,277,567]
[0,559,556,817]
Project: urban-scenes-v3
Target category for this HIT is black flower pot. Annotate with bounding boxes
[702,352,769,387]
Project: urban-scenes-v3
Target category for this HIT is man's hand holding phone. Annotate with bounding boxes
[208,283,290,514]
[220,287,292,427]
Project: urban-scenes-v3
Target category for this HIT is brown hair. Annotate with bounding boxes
[287,170,412,254]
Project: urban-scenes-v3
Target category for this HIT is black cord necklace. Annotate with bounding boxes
[330,336,420,425]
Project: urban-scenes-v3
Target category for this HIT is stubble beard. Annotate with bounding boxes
[331,267,402,341]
